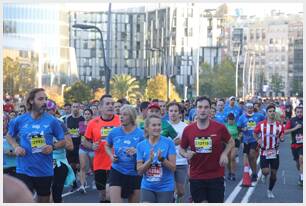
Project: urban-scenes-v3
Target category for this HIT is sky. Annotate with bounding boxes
[62,2,303,17]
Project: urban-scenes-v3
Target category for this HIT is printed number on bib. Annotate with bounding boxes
[146,164,163,182]
[101,127,113,138]
[31,134,46,153]
[194,137,212,153]
[69,128,79,138]
[296,134,303,144]
[265,149,277,159]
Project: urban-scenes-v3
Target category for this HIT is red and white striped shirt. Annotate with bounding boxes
[254,120,284,156]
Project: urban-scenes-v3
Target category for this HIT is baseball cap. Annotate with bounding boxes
[46,100,57,111]
[229,96,236,101]
[147,102,161,110]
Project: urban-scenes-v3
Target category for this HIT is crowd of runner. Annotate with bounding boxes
[3,88,303,203]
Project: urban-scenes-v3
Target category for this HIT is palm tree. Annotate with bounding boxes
[110,74,141,104]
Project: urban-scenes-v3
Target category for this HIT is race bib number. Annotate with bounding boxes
[69,128,79,138]
[247,121,256,130]
[101,127,113,138]
[264,149,277,159]
[296,134,303,144]
[194,137,212,153]
[31,134,46,153]
[146,164,163,182]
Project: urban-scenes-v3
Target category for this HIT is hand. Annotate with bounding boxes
[279,134,285,142]
[173,137,181,145]
[185,150,196,160]
[149,149,154,162]
[295,124,302,130]
[219,153,228,167]
[14,146,26,156]
[92,141,100,151]
[257,138,262,146]
[41,145,53,155]
[112,154,118,162]
[126,147,136,156]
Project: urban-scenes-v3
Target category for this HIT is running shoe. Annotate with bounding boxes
[298,179,303,187]
[251,174,258,182]
[267,190,275,198]
[78,185,86,194]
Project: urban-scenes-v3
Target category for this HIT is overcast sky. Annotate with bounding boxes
[62,2,303,16]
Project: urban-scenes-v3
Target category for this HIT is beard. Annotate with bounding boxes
[32,103,46,114]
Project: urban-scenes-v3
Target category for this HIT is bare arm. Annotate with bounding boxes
[5,134,26,156]
[160,154,176,172]
[63,134,73,151]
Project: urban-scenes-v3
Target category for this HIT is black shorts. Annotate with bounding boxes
[109,167,141,198]
[235,139,241,148]
[291,147,303,161]
[243,142,258,155]
[189,177,224,203]
[66,138,80,164]
[260,155,280,170]
[15,173,53,196]
[94,170,109,190]
[3,167,16,177]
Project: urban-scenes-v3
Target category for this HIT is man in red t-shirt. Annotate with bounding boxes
[180,96,234,203]
[84,94,120,203]
[254,104,284,199]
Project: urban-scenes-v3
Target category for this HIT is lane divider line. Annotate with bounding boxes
[62,185,90,197]
[225,154,261,203]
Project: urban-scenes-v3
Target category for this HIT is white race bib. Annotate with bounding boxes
[146,164,163,182]
[264,149,277,159]
[194,137,212,153]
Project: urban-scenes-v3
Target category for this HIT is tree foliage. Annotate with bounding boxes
[45,86,64,107]
[110,74,141,104]
[270,74,285,95]
[144,74,181,101]
[199,58,236,98]
[4,56,36,96]
[88,78,104,92]
[64,81,93,104]
[93,88,105,101]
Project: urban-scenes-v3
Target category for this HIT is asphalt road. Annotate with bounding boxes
[63,134,303,203]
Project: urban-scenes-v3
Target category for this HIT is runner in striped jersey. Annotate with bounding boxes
[254,104,284,199]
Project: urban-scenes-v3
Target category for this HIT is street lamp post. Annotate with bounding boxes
[72,24,111,94]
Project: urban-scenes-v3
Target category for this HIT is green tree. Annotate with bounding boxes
[64,81,93,104]
[144,74,181,101]
[110,74,141,104]
[291,78,303,97]
[88,78,104,92]
[3,56,36,96]
[199,58,236,98]
[270,74,285,96]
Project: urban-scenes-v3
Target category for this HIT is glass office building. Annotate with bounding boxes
[3,4,77,87]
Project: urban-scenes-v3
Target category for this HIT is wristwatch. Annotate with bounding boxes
[52,144,56,150]
[158,157,165,162]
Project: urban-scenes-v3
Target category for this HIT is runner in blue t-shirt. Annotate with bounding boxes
[215,99,227,124]
[237,102,265,182]
[5,88,65,203]
[224,96,243,122]
[136,114,176,203]
[106,105,144,203]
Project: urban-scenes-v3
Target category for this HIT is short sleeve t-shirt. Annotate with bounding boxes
[107,127,144,176]
[136,136,176,192]
[180,120,231,180]
[85,115,120,171]
[169,121,188,165]
[8,113,64,177]
[237,113,265,143]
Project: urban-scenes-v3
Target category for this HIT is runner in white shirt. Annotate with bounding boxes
[168,102,188,203]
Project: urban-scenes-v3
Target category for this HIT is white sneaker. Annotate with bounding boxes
[267,190,275,198]
[78,185,87,194]
[92,181,96,189]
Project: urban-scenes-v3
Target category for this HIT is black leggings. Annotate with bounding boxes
[52,162,68,203]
